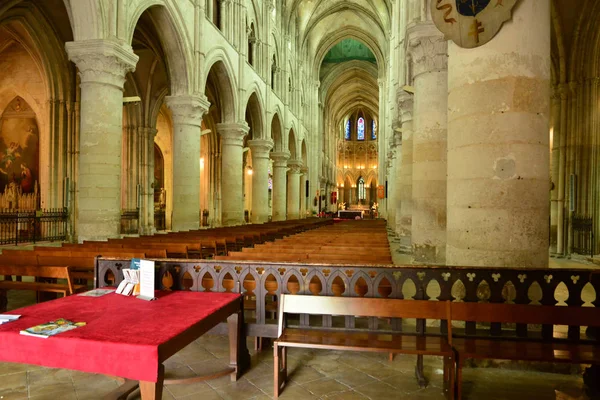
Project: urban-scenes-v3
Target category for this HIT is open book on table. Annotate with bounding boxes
[20,318,86,339]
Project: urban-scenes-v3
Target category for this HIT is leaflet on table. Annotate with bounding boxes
[136,259,156,301]
[20,318,86,339]
[0,314,20,324]
[115,259,155,300]
[115,268,140,296]
[77,288,115,297]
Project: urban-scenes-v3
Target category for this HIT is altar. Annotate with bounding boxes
[337,210,364,219]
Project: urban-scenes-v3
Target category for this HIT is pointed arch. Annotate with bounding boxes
[204,54,237,123]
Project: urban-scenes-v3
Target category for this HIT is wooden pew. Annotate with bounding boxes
[451,302,600,399]
[0,265,87,312]
[273,295,455,399]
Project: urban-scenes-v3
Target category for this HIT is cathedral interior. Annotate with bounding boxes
[0,0,600,399]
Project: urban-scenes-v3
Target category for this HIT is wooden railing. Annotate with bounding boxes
[96,259,600,340]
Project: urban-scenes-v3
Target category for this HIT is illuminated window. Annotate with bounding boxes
[358,177,366,200]
[357,117,365,141]
[372,120,377,140]
[345,120,351,140]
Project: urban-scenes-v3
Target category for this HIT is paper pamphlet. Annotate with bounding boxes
[0,314,20,325]
[77,288,115,297]
[137,259,156,301]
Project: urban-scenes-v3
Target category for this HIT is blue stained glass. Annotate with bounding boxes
[345,120,351,140]
[372,120,377,140]
[357,118,365,141]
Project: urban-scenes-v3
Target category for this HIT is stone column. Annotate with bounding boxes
[300,167,308,218]
[271,152,290,221]
[446,1,551,268]
[393,129,403,235]
[408,23,448,264]
[166,95,210,231]
[248,139,273,223]
[386,147,398,230]
[218,123,249,226]
[397,92,414,252]
[141,127,158,235]
[65,39,138,241]
[287,160,302,220]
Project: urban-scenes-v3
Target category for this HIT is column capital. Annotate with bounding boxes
[66,39,138,89]
[166,95,210,127]
[141,126,158,139]
[271,151,291,167]
[217,122,249,146]
[394,130,403,147]
[407,22,447,78]
[288,160,303,174]
[247,139,274,158]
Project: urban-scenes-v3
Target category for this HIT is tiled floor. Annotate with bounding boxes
[0,290,592,400]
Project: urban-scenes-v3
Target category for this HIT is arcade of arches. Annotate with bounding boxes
[1,0,600,269]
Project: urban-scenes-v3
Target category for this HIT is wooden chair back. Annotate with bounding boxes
[277,294,452,343]
[0,265,77,294]
[451,302,600,328]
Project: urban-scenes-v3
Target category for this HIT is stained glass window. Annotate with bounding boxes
[358,177,366,200]
[357,117,365,141]
[345,120,351,140]
[372,120,377,140]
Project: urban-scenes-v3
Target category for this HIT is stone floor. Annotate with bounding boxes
[0,291,592,400]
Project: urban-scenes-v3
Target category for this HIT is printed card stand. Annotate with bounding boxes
[136,259,156,301]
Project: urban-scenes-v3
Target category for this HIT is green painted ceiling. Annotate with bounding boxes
[322,39,376,64]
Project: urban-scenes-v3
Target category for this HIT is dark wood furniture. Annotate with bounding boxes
[0,291,250,400]
[451,302,600,399]
[272,294,455,399]
[0,265,86,300]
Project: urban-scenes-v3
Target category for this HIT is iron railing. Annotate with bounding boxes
[573,215,594,257]
[154,208,166,231]
[0,208,68,245]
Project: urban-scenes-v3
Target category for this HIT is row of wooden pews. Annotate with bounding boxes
[0,218,332,311]
[217,220,392,265]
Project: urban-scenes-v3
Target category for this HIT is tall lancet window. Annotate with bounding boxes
[357,117,365,141]
[345,120,351,140]
[358,177,366,200]
[371,120,377,140]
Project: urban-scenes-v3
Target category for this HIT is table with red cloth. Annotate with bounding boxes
[0,290,250,399]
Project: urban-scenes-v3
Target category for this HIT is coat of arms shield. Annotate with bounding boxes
[431,0,518,48]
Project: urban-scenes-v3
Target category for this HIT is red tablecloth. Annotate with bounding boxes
[0,291,241,382]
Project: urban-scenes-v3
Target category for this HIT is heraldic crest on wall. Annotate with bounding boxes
[431,0,518,48]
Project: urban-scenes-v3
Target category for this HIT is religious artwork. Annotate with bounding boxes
[357,117,365,141]
[371,120,377,140]
[344,120,351,140]
[431,0,518,48]
[0,97,39,197]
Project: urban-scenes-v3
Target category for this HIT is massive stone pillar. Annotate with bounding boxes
[391,131,403,233]
[218,123,249,226]
[166,95,210,231]
[141,127,158,235]
[300,167,308,218]
[408,23,448,264]
[66,40,138,241]
[248,139,273,223]
[397,92,414,252]
[446,2,551,268]
[271,152,290,221]
[287,160,302,220]
[386,147,396,230]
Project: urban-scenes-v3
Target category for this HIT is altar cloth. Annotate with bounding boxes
[0,291,241,382]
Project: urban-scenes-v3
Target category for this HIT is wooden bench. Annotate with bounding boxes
[273,294,455,399]
[451,302,600,399]
[0,265,87,311]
